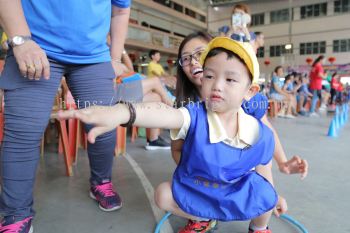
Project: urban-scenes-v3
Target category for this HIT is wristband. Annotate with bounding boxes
[117,101,136,127]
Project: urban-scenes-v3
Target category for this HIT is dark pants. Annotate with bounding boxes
[0,51,117,221]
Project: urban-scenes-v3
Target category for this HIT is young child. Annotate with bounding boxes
[219,4,252,42]
[59,37,278,233]
[174,32,307,187]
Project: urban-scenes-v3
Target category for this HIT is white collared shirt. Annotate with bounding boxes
[171,107,260,149]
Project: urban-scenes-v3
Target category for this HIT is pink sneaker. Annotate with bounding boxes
[0,216,33,233]
[90,181,122,211]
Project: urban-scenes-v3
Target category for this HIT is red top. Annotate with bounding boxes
[337,83,343,92]
[309,63,324,90]
[331,77,340,90]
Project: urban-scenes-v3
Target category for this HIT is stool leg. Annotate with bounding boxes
[131,126,138,143]
[115,126,127,156]
[57,119,73,176]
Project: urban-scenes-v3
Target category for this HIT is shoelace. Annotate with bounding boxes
[95,183,115,197]
[0,217,31,233]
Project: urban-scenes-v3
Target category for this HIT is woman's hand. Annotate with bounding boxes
[13,40,50,80]
[111,60,125,77]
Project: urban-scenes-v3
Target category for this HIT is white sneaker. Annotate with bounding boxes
[285,114,296,119]
[309,112,319,117]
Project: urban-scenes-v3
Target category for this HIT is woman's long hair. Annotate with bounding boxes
[175,31,213,108]
[312,55,324,67]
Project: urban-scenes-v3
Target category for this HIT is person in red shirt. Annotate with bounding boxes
[337,79,343,103]
[330,72,340,105]
[309,55,326,116]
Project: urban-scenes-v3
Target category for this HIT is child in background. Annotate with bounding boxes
[282,74,298,115]
[270,66,295,118]
[60,38,278,233]
[297,75,313,116]
[218,4,252,42]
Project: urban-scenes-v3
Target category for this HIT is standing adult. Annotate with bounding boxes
[252,31,264,53]
[0,0,130,232]
[309,55,326,116]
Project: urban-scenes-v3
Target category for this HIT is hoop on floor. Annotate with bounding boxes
[154,212,172,233]
[280,214,309,233]
[154,212,309,233]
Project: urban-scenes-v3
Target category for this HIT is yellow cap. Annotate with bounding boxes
[200,37,259,84]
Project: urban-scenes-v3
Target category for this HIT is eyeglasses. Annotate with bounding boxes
[178,49,205,67]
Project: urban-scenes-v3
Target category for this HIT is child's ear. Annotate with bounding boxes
[244,84,260,101]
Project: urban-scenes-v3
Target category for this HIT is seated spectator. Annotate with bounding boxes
[270,66,294,118]
[117,50,173,150]
[282,73,299,115]
[297,75,313,116]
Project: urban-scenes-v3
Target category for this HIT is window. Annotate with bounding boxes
[333,39,350,52]
[270,45,290,57]
[173,2,183,13]
[251,13,265,26]
[300,41,326,55]
[334,0,350,13]
[257,47,265,58]
[270,9,289,23]
[300,3,327,19]
[199,14,206,23]
[154,0,171,8]
[185,8,196,18]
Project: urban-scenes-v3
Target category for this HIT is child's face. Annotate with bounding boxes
[180,38,207,88]
[201,52,255,113]
[233,8,245,15]
[152,52,161,62]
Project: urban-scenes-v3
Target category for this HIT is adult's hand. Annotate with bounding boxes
[13,40,50,80]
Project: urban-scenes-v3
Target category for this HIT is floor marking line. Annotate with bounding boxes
[124,153,174,233]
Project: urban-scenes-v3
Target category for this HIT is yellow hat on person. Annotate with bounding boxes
[200,37,260,84]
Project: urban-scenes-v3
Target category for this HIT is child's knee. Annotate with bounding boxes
[155,182,172,210]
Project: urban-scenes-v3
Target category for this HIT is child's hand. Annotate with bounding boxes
[58,106,121,143]
[279,155,308,179]
[273,195,288,217]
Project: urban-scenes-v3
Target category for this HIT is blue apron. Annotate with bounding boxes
[172,103,277,221]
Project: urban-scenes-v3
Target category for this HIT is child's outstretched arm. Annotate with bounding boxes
[261,115,308,179]
[58,102,184,143]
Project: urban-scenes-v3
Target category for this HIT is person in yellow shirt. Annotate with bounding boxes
[147,49,165,78]
[1,32,8,51]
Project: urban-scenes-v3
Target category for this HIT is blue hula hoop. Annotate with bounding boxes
[154,212,172,233]
[280,214,308,233]
[154,212,309,233]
